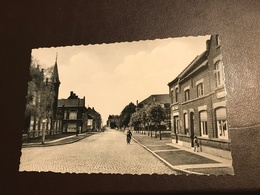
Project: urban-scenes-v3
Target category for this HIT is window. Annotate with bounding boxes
[215,60,224,87]
[69,111,77,119]
[88,119,93,126]
[216,108,228,139]
[184,113,189,134]
[184,89,190,101]
[67,124,77,132]
[197,83,204,97]
[199,111,208,137]
[175,87,179,102]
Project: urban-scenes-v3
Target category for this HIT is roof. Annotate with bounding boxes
[87,107,101,118]
[58,98,85,108]
[168,36,213,87]
[139,94,170,105]
[52,59,60,84]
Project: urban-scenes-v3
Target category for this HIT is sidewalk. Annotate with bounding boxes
[22,132,99,148]
[131,131,234,175]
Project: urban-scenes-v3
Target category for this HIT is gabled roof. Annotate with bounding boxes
[168,50,208,87]
[87,107,101,117]
[58,98,85,108]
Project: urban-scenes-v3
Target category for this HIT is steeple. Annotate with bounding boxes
[53,52,61,85]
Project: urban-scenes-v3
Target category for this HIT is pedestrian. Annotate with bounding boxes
[193,136,200,152]
[126,130,132,144]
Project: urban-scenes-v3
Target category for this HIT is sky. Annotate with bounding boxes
[31,35,210,125]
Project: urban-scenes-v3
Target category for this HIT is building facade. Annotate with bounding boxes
[168,35,231,159]
[86,107,102,131]
[24,57,61,138]
[57,91,102,133]
[57,91,87,134]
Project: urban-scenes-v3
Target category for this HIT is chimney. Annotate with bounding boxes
[136,100,138,106]
[70,91,73,96]
[37,65,39,69]
[206,40,211,51]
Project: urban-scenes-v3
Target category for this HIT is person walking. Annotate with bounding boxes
[126,130,132,144]
[193,136,200,152]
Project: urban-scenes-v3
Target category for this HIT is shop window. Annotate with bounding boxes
[67,124,77,132]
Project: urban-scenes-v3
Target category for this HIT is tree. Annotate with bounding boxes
[147,104,166,140]
[24,56,55,137]
[129,112,141,132]
[119,102,136,128]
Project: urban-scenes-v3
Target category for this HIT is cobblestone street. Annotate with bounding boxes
[19,129,176,175]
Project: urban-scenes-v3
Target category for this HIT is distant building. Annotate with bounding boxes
[57,91,87,133]
[167,35,230,159]
[137,94,171,130]
[86,107,102,131]
[107,115,120,129]
[57,91,102,133]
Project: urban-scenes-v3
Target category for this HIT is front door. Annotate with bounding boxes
[190,112,195,147]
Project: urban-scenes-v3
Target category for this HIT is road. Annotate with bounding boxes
[19,129,176,174]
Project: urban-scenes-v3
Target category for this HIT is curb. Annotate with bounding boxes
[22,133,93,148]
[131,136,204,175]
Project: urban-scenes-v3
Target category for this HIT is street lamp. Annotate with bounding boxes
[41,118,47,144]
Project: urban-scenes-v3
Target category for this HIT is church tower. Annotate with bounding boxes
[52,53,61,129]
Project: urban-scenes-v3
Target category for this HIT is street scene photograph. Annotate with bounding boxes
[19,35,234,175]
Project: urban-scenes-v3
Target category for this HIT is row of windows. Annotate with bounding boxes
[174,108,228,140]
[171,60,224,103]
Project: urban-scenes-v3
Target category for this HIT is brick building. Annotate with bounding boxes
[167,35,230,159]
[57,91,87,134]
